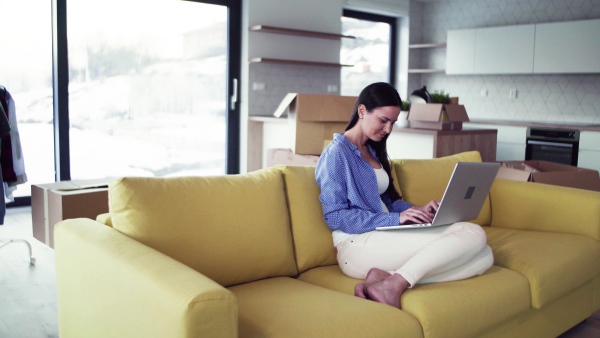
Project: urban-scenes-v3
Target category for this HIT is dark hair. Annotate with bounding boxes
[346,82,403,201]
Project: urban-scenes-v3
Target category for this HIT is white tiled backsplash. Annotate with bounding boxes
[412,0,600,124]
[248,63,341,116]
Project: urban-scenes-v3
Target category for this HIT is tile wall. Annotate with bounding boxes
[248,63,340,116]
[410,0,600,124]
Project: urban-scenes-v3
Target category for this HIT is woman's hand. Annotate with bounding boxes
[399,200,440,224]
[419,200,440,214]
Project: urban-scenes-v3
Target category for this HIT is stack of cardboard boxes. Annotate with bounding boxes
[267,93,356,166]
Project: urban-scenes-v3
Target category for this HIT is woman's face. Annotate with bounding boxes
[358,104,400,142]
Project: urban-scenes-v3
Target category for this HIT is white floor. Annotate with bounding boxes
[0,206,59,338]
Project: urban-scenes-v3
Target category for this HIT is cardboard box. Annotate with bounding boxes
[408,103,469,130]
[496,161,600,192]
[274,93,356,155]
[31,178,113,248]
[266,148,320,167]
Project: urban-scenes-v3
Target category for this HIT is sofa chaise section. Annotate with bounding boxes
[279,151,600,338]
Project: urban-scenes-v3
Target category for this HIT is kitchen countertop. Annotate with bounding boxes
[467,119,600,132]
[249,116,600,132]
[394,126,497,135]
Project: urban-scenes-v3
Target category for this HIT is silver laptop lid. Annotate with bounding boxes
[431,162,500,226]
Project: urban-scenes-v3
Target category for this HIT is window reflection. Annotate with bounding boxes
[341,15,391,96]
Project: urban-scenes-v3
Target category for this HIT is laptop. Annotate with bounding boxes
[376,162,500,230]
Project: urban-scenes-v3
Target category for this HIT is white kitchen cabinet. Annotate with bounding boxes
[446,29,475,75]
[387,132,435,160]
[578,131,600,171]
[446,25,535,75]
[387,127,497,162]
[447,19,600,75]
[467,123,527,161]
[474,24,535,74]
[534,19,600,74]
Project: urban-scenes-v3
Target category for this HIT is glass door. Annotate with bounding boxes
[66,0,240,179]
[0,0,240,206]
[0,0,54,202]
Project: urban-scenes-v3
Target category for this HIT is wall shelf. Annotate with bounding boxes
[408,41,446,75]
[249,57,353,68]
[408,69,445,74]
[249,25,355,40]
[409,43,446,49]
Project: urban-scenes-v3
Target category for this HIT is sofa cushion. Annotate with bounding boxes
[485,226,600,309]
[391,151,491,226]
[228,277,423,338]
[278,165,338,272]
[489,178,600,241]
[298,264,363,295]
[298,264,530,338]
[109,168,298,287]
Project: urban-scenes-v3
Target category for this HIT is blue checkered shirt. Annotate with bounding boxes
[315,133,412,234]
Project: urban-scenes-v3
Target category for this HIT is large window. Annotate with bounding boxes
[0,0,240,205]
[67,0,235,179]
[340,10,397,96]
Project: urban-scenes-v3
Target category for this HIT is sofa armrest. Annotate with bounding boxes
[55,218,237,338]
[489,179,600,241]
[95,212,112,226]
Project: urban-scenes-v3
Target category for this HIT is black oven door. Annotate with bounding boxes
[525,128,579,166]
[525,140,578,166]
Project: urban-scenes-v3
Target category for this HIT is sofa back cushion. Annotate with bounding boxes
[391,151,492,226]
[278,166,338,272]
[108,167,298,287]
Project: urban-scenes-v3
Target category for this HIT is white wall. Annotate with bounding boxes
[244,0,411,118]
[245,0,344,119]
[411,0,600,125]
[240,0,410,171]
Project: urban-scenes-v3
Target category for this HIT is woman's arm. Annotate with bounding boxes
[316,147,401,234]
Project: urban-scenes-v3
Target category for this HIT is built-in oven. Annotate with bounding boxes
[525,127,580,166]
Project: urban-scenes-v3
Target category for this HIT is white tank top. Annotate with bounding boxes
[374,167,389,213]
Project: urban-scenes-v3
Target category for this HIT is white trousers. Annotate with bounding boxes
[335,222,494,286]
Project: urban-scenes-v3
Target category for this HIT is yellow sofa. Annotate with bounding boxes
[54,151,600,338]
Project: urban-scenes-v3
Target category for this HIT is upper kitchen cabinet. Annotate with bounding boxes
[446,29,475,75]
[474,24,535,74]
[446,25,535,75]
[534,19,600,74]
[447,19,600,75]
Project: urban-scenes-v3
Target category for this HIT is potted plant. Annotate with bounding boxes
[430,90,451,104]
[399,101,411,127]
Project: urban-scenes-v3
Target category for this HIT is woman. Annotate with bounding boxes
[315,82,493,308]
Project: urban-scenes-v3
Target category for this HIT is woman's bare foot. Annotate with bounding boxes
[366,268,392,284]
[354,268,392,298]
[365,273,411,308]
[354,282,368,298]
